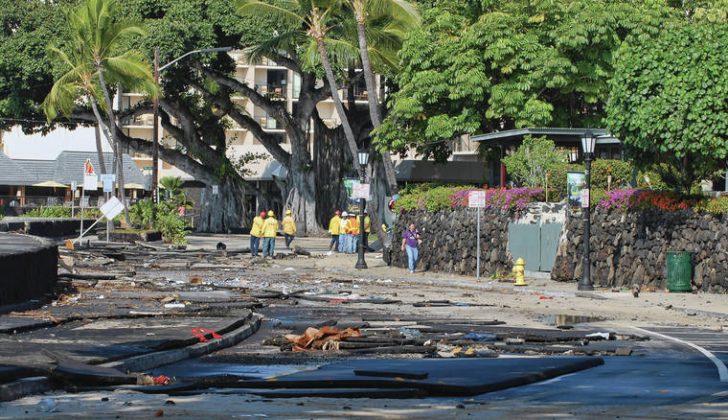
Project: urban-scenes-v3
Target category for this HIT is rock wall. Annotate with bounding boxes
[391,208,514,277]
[551,208,728,293]
[0,218,93,237]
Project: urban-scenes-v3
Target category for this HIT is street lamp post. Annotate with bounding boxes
[151,46,233,203]
[355,150,369,269]
[579,130,596,291]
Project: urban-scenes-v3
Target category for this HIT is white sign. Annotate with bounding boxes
[468,190,486,208]
[352,183,370,199]
[100,196,125,220]
[212,185,219,195]
[83,174,98,191]
[581,188,590,208]
[100,174,116,193]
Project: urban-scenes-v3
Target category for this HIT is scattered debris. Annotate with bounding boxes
[285,326,362,351]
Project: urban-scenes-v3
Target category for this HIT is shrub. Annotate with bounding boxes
[130,199,156,229]
[452,188,544,210]
[128,199,188,244]
[599,189,702,212]
[156,211,187,245]
[502,136,566,188]
[394,185,471,212]
[24,206,71,218]
[696,196,728,215]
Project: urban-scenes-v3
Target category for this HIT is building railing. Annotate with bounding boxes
[255,84,287,100]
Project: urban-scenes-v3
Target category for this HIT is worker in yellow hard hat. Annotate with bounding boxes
[262,210,279,257]
[250,211,266,257]
[282,209,297,249]
[363,209,371,251]
[345,213,360,254]
[338,211,349,252]
[328,210,342,252]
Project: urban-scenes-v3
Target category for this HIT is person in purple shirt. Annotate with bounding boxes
[401,223,422,273]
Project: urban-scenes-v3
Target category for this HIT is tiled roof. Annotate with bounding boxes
[0,153,37,186]
[53,151,147,186]
[0,151,149,189]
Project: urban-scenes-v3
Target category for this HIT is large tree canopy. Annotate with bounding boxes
[375,0,700,159]
[1,0,382,232]
[606,23,728,189]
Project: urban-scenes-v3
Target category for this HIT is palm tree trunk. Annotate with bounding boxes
[96,67,132,226]
[88,98,108,174]
[355,19,399,195]
[316,39,362,177]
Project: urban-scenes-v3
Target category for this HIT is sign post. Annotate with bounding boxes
[74,196,125,245]
[81,159,98,238]
[70,181,77,218]
[468,190,487,279]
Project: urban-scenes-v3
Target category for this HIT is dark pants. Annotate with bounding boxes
[250,236,260,256]
[329,234,339,251]
[284,234,294,248]
[262,237,275,256]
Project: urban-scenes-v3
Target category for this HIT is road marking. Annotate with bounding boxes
[633,326,728,382]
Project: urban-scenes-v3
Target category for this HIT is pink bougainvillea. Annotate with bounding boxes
[450,188,544,210]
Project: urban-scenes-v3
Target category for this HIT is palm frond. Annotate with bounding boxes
[323,37,361,68]
[104,50,159,98]
[235,0,305,27]
[366,0,420,27]
[42,65,89,120]
[244,29,305,64]
[100,21,147,58]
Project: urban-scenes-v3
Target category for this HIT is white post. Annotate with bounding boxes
[106,191,110,242]
[80,188,85,238]
[476,206,481,279]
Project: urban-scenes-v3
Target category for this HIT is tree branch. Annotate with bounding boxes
[189,81,292,167]
[194,63,286,119]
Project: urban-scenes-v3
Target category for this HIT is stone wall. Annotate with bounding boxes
[0,218,94,237]
[551,208,728,293]
[391,208,514,277]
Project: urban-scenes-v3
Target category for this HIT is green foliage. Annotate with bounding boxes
[129,197,188,244]
[42,0,158,121]
[375,0,678,158]
[155,211,188,245]
[697,196,728,214]
[159,176,192,208]
[23,206,106,219]
[502,136,565,188]
[394,184,471,211]
[0,0,74,130]
[24,206,71,218]
[129,199,156,228]
[606,23,728,192]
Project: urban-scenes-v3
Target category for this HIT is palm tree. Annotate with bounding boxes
[348,0,419,192]
[236,0,364,176]
[43,0,157,224]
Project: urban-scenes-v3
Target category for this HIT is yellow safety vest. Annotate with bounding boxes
[328,216,341,235]
[282,216,297,235]
[250,216,264,237]
[262,217,279,238]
